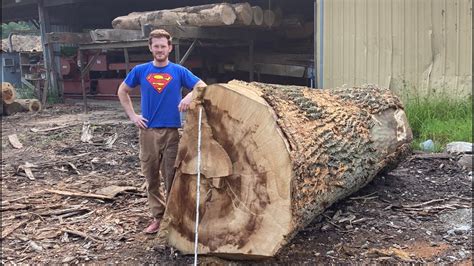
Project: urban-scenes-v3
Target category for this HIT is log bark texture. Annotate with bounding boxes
[112,3,238,30]
[160,81,413,258]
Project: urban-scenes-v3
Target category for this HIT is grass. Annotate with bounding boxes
[403,95,472,152]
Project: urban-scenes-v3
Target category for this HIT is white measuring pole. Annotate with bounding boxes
[193,106,203,266]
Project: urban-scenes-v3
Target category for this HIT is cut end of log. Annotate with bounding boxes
[232,2,253,26]
[2,82,17,104]
[17,99,42,112]
[251,6,263,25]
[220,4,237,25]
[263,10,276,27]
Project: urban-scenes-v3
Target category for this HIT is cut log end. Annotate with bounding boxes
[251,6,264,25]
[220,4,237,25]
[162,82,412,258]
[233,2,253,26]
[263,10,276,27]
[2,82,17,104]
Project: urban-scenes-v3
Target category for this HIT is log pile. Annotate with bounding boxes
[1,82,42,116]
[159,81,413,258]
[112,2,280,30]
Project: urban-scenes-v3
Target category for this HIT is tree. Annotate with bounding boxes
[1,21,35,39]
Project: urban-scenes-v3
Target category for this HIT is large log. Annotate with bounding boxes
[112,3,237,30]
[2,82,16,104]
[160,81,413,258]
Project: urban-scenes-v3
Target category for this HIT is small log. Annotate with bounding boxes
[2,82,16,104]
[251,6,263,26]
[16,99,42,112]
[263,9,276,27]
[161,81,413,258]
[232,2,253,26]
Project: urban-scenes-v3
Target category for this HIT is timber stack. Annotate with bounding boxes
[112,2,279,30]
[159,80,413,259]
[1,82,42,116]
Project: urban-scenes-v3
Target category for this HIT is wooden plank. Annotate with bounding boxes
[8,134,23,149]
[90,29,143,42]
[46,32,92,44]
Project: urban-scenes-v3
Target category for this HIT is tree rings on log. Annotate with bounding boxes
[2,82,16,105]
[251,6,264,26]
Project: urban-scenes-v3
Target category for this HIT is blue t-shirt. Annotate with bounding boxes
[124,61,199,128]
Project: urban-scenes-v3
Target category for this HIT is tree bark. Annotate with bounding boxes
[160,81,413,258]
[2,82,16,104]
[112,3,237,30]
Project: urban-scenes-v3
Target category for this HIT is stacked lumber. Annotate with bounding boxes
[1,82,42,116]
[159,81,413,258]
[112,2,281,30]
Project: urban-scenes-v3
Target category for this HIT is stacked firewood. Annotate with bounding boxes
[1,82,42,116]
[112,2,281,30]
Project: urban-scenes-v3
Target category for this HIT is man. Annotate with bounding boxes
[118,29,207,234]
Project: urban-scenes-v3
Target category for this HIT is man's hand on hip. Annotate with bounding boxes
[130,114,148,129]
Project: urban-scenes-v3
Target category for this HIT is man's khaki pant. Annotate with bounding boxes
[139,128,179,219]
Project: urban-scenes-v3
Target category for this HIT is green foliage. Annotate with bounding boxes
[404,95,472,151]
[1,21,36,38]
[16,85,37,99]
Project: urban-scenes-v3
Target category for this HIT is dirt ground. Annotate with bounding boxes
[1,101,472,264]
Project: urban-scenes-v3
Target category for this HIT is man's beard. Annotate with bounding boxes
[154,53,167,62]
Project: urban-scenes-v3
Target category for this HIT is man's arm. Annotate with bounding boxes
[117,82,148,128]
[178,80,207,112]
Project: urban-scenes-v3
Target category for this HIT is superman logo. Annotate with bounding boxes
[146,73,173,93]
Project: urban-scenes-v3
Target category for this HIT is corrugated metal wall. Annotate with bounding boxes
[316,0,472,98]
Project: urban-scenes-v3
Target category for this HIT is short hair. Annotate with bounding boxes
[148,29,172,45]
